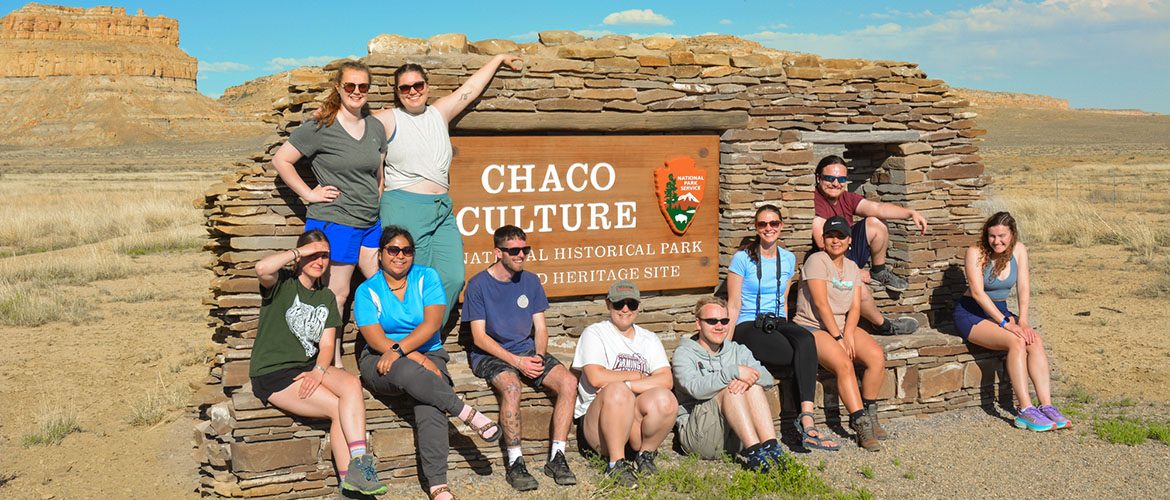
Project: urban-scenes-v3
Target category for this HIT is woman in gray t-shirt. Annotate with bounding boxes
[272,60,386,367]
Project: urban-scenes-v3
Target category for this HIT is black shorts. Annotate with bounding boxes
[250,360,315,405]
[472,350,562,388]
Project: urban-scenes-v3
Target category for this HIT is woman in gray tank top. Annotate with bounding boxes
[372,54,521,500]
[953,212,1071,432]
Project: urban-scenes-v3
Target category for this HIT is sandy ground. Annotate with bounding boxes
[1,106,1169,498]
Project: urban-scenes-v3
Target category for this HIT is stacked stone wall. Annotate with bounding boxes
[196,32,996,498]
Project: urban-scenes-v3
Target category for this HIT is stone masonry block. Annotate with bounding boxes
[230,438,318,473]
[918,362,964,400]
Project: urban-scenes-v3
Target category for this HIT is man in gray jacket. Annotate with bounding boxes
[672,296,785,471]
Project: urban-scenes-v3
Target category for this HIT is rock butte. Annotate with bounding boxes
[194,29,1008,498]
[0,3,265,147]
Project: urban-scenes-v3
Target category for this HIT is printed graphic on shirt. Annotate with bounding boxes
[831,277,854,290]
[613,352,649,375]
[517,294,529,309]
[285,295,329,357]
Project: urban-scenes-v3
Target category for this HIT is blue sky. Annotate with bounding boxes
[3,0,1168,113]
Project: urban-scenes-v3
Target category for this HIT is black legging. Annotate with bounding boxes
[734,320,817,403]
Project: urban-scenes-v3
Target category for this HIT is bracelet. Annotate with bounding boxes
[624,380,633,389]
[315,365,327,375]
[998,317,1009,328]
[291,248,301,260]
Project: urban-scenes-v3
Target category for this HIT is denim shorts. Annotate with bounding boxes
[471,350,563,388]
[304,218,381,265]
[952,296,1013,340]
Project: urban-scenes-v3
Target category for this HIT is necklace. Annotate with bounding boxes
[388,278,407,291]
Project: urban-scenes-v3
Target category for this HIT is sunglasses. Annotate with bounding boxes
[397,81,426,93]
[341,82,370,94]
[382,245,415,257]
[498,246,532,256]
[612,299,640,311]
[755,220,781,229]
[699,317,731,326]
[821,175,849,184]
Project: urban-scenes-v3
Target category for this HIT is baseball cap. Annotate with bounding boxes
[607,279,640,302]
[823,216,851,238]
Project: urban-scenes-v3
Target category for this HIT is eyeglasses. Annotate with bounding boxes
[755,220,781,229]
[397,81,426,93]
[699,317,731,326]
[341,82,370,94]
[498,246,532,256]
[382,245,415,257]
[821,175,849,184]
[611,299,640,311]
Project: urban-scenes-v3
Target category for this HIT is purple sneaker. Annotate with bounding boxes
[1014,406,1055,432]
[1038,405,1072,429]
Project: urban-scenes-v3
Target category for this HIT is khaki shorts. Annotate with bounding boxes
[678,397,740,459]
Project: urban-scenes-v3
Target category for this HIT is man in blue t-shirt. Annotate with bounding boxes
[462,225,578,491]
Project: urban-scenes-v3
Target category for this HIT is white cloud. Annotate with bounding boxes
[266,55,357,71]
[603,9,674,26]
[719,19,733,25]
[199,61,250,72]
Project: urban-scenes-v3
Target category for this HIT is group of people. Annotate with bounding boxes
[246,56,1071,499]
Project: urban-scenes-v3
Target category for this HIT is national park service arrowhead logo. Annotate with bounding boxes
[654,157,707,235]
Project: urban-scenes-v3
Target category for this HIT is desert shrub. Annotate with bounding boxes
[21,410,81,447]
[128,376,190,427]
[0,282,92,327]
[600,453,872,499]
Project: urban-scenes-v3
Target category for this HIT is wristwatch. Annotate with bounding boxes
[832,333,844,341]
[390,343,406,356]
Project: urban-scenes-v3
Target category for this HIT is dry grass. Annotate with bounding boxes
[127,374,191,427]
[0,249,137,326]
[980,192,1170,255]
[21,409,81,447]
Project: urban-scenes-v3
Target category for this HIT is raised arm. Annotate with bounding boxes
[271,142,338,204]
[433,54,522,122]
[811,216,827,250]
[254,240,329,289]
[855,199,928,235]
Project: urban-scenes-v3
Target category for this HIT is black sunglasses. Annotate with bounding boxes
[397,81,426,93]
[699,317,731,326]
[382,245,415,257]
[612,299,640,311]
[755,220,781,229]
[498,246,532,256]
[341,82,370,94]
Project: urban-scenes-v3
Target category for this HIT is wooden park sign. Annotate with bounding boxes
[450,135,720,298]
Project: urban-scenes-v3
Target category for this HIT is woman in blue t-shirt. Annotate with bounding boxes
[953,212,1070,432]
[354,225,500,500]
[726,205,838,451]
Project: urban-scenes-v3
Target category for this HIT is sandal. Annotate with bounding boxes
[429,485,454,500]
[462,408,501,443]
[794,412,840,451]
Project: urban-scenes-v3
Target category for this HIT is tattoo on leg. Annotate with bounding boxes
[502,383,522,446]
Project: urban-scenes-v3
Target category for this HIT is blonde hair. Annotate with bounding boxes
[693,296,727,318]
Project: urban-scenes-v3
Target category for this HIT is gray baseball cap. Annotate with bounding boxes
[607,279,640,302]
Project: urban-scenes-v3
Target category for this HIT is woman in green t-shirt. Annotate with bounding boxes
[249,230,386,496]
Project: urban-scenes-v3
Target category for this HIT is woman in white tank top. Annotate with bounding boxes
[371,54,520,500]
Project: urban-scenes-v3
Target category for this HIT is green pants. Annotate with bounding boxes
[380,190,465,326]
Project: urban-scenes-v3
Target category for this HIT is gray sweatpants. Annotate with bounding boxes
[358,348,465,487]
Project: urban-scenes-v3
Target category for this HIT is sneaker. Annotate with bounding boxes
[849,413,882,452]
[759,439,787,467]
[741,446,772,473]
[633,450,659,476]
[870,267,909,292]
[1038,405,1072,429]
[542,451,577,486]
[875,316,919,336]
[1014,406,1056,432]
[340,454,388,496]
[505,456,539,492]
[604,459,638,488]
[864,402,890,440]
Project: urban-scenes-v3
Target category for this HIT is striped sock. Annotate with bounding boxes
[339,470,348,479]
[348,440,367,459]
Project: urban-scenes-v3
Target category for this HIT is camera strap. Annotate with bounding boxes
[754,246,783,319]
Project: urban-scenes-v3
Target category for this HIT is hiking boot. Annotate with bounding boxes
[1015,406,1056,432]
[542,451,577,486]
[341,454,388,496]
[865,402,890,440]
[849,413,882,452]
[875,316,919,336]
[604,459,638,488]
[1038,405,1072,429]
[870,267,908,292]
[760,439,787,467]
[505,456,539,491]
[633,450,659,476]
[741,446,772,473]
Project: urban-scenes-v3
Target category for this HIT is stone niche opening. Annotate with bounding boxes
[195,32,1002,498]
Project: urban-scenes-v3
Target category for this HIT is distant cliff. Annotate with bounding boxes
[954,88,1069,110]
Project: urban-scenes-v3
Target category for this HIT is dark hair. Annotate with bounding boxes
[493,225,527,248]
[379,224,416,250]
[393,63,428,106]
[739,204,783,263]
[979,211,1018,277]
[317,60,370,129]
[294,230,330,280]
[814,155,847,196]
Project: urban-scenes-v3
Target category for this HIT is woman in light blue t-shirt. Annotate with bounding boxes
[726,205,838,451]
[354,225,500,500]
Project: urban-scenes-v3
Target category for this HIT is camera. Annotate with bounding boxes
[754,313,782,333]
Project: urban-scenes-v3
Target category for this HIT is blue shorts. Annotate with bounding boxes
[303,218,381,265]
[846,217,870,269]
[951,296,1013,340]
